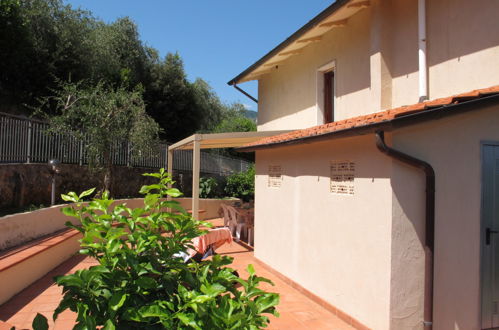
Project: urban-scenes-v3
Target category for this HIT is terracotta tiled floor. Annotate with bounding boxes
[0,220,354,329]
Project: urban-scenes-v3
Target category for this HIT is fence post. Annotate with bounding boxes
[218,153,222,176]
[127,142,131,167]
[79,140,83,166]
[26,121,32,163]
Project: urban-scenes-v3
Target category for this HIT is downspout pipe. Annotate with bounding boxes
[233,84,258,104]
[375,131,434,330]
[418,0,428,102]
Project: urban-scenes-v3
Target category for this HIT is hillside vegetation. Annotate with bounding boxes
[0,0,255,142]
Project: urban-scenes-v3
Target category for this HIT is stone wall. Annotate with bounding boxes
[0,164,158,209]
[0,164,231,211]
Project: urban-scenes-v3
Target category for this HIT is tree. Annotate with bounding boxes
[0,0,96,111]
[86,17,151,88]
[212,103,256,133]
[143,54,228,142]
[0,0,235,143]
[39,81,160,194]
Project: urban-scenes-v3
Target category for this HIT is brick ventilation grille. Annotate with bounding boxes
[268,165,282,188]
[330,161,355,195]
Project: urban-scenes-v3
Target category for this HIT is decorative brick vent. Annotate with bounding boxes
[330,161,355,195]
[268,165,282,188]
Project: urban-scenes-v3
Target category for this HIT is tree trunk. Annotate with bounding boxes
[103,151,113,196]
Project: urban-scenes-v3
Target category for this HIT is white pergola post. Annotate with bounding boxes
[166,146,174,208]
[167,146,173,178]
[192,135,201,219]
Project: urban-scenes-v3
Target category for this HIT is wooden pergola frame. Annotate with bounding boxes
[167,131,290,219]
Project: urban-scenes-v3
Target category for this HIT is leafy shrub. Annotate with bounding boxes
[224,166,255,202]
[34,169,278,329]
[199,177,218,199]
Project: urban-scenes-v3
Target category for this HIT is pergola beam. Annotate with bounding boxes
[167,130,292,220]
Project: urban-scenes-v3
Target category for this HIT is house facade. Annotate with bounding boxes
[229,0,499,329]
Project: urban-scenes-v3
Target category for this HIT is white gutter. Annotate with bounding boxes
[418,0,428,102]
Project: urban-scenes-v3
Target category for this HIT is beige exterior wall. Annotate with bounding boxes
[256,0,499,132]
[254,102,499,329]
[390,103,499,330]
[255,135,393,330]
[258,7,375,131]
[250,0,499,328]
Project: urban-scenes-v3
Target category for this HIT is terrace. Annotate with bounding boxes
[0,217,355,329]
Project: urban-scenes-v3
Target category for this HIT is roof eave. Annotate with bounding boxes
[236,94,499,152]
[227,0,351,86]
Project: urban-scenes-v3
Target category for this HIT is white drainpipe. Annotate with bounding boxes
[418,0,428,102]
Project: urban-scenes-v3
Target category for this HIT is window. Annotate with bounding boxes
[324,70,335,123]
[316,60,336,125]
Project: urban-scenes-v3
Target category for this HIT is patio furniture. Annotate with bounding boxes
[192,227,233,255]
[234,206,254,246]
[219,203,232,227]
[219,203,254,245]
[226,205,253,243]
[176,227,233,263]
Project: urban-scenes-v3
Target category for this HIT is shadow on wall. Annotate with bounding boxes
[254,135,391,180]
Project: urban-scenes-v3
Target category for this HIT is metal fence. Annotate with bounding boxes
[0,112,251,174]
[173,150,251,175]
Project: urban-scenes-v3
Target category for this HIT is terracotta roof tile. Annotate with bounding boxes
[242,85,499,149]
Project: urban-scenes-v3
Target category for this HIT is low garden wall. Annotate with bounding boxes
[0,197,239,251]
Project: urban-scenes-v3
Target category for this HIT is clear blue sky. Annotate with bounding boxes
[65,1,334,111]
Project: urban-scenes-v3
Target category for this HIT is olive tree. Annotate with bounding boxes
[41,81,161,194]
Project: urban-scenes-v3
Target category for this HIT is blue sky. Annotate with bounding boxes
[65,1,333,111]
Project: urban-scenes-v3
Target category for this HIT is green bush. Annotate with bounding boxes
[34,169,278,329]
[199,177,218,199]
[224,166,255,202]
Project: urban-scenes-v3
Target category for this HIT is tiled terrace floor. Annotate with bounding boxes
[0,221,354,329]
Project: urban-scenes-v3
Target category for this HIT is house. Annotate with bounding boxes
[228,0,499,329]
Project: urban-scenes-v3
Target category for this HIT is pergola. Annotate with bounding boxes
[167,131,290,219]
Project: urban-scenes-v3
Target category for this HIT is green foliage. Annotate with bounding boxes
[224,166,255,202]
[144,54,226,141]
[199,177,218,199]
[39,80,160,193]
[0,0,97,108]
[32,313,48,330]
[212,103,256,134]
[35,169,278,329]
[0,0,231,142]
